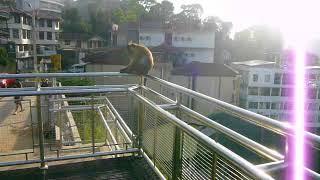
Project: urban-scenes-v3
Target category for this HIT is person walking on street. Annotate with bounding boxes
[13,80,24,115]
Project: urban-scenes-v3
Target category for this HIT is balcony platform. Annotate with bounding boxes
[0,156,159,180]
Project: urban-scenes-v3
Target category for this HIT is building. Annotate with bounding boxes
[116,21,215,64]
[60,33,105,50]
[0,7,61,71]
[16,0,64,14]
[231,60,320,129]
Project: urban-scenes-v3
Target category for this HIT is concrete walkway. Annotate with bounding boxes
[0,97,35,153]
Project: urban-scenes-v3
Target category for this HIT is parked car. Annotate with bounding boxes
[0,73,16,88]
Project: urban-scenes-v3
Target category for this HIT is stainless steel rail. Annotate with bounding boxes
[129,88,274,180]
[0,72,136,79]
[142,86,284,161]
[146,75,320,147]
[0,88,128,97]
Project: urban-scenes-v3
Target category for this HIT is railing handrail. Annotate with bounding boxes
[0,72,136,79]
[146,75,320,147]
[129,88,274,180]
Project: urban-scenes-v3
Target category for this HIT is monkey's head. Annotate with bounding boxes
[127,42,139,54]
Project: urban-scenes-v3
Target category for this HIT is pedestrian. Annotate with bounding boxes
[13,80,24,115]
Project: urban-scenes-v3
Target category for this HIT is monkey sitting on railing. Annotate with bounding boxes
[120,42,154,75]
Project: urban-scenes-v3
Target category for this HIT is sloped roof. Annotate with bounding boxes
[83,48,129,66]
[60,33,104,41]
[0,7,31,16]
[172,62,238,77]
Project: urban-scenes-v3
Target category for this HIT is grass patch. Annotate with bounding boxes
[72,110,107,143]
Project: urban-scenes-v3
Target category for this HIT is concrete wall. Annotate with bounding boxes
[172,32,215,49]
[139,31,165,47]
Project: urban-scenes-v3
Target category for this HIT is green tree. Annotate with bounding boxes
[172,3,203,29]
[62,8,92,33]
[144,0,174,21]
[232,25,283,61]
[0,47,14,66]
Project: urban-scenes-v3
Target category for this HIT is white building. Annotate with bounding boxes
[231,60,320,129]
[118,21,215,63]
[16,0,64,14]
[0,7,61,71]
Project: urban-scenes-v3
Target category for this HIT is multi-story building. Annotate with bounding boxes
[117,21,215,63]
[231,60,320,130]
[2,0,64,71]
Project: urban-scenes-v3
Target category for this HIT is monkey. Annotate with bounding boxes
[120,42,154,75]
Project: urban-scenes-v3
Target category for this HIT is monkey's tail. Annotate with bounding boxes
[120,67,129,73]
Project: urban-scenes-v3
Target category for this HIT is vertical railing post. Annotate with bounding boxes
[91,95,95,154]
[137,76,145,152]
[36,80,47,169]
[172,92,183,179]
[211,153,218,179]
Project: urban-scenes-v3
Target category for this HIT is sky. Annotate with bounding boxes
[169,0,320,40]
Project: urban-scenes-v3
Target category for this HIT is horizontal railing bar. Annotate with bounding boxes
[0,88,128,97]
[0,149,139,167]
[129,88,273,180]
[142,86,283,161]
[158,104,178,110]
[146,75,320,147]
[0,72,136,79]
[49,105,105,112]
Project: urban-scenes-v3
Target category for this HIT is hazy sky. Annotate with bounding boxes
[169,0,320,39]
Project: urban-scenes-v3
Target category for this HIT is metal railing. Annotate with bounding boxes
[0,72,318,179]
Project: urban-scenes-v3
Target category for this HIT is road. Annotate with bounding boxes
[0,97,35,153]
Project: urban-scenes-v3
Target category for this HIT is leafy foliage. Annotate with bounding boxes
[0,47,14,66]
[59,77,95,87]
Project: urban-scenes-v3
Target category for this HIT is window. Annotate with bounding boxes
[39,31,45,40]
[271,102,280,110]
[14,15,20,23]
[307,89,317,99]
[259,102,270,109]
[181,37,185,41]
[23,16,27,25]
[259,87,270,96]
[282,73,293,85]
[248,102,258,109]
[12,29,19,38]
[271,88,280,96]
[55,32,59,40]
[274,73,281,84]
[187,37,192,41]
[47,20,52,27]
[307,103,317,110]
[281,88,292,97]
[18,45,23,51]
[264,74,271,82]
[140,36,144,40]
[76,40,81,48]
[252,74,258,82]
[22,29,27,39]
[174,37,178,41]
[283,102,293,110]
[39,19,45,27]
[55,21,59,28]
[47,32,52,40]
[248,87,259,95]
[65,40,70,45]
[23,45,29,51]
[27,30,31,39]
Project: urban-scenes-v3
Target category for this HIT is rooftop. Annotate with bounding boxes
[232,60,276,67]
[172,61,238,77]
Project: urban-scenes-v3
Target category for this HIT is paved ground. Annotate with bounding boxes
[0,97,35,153]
